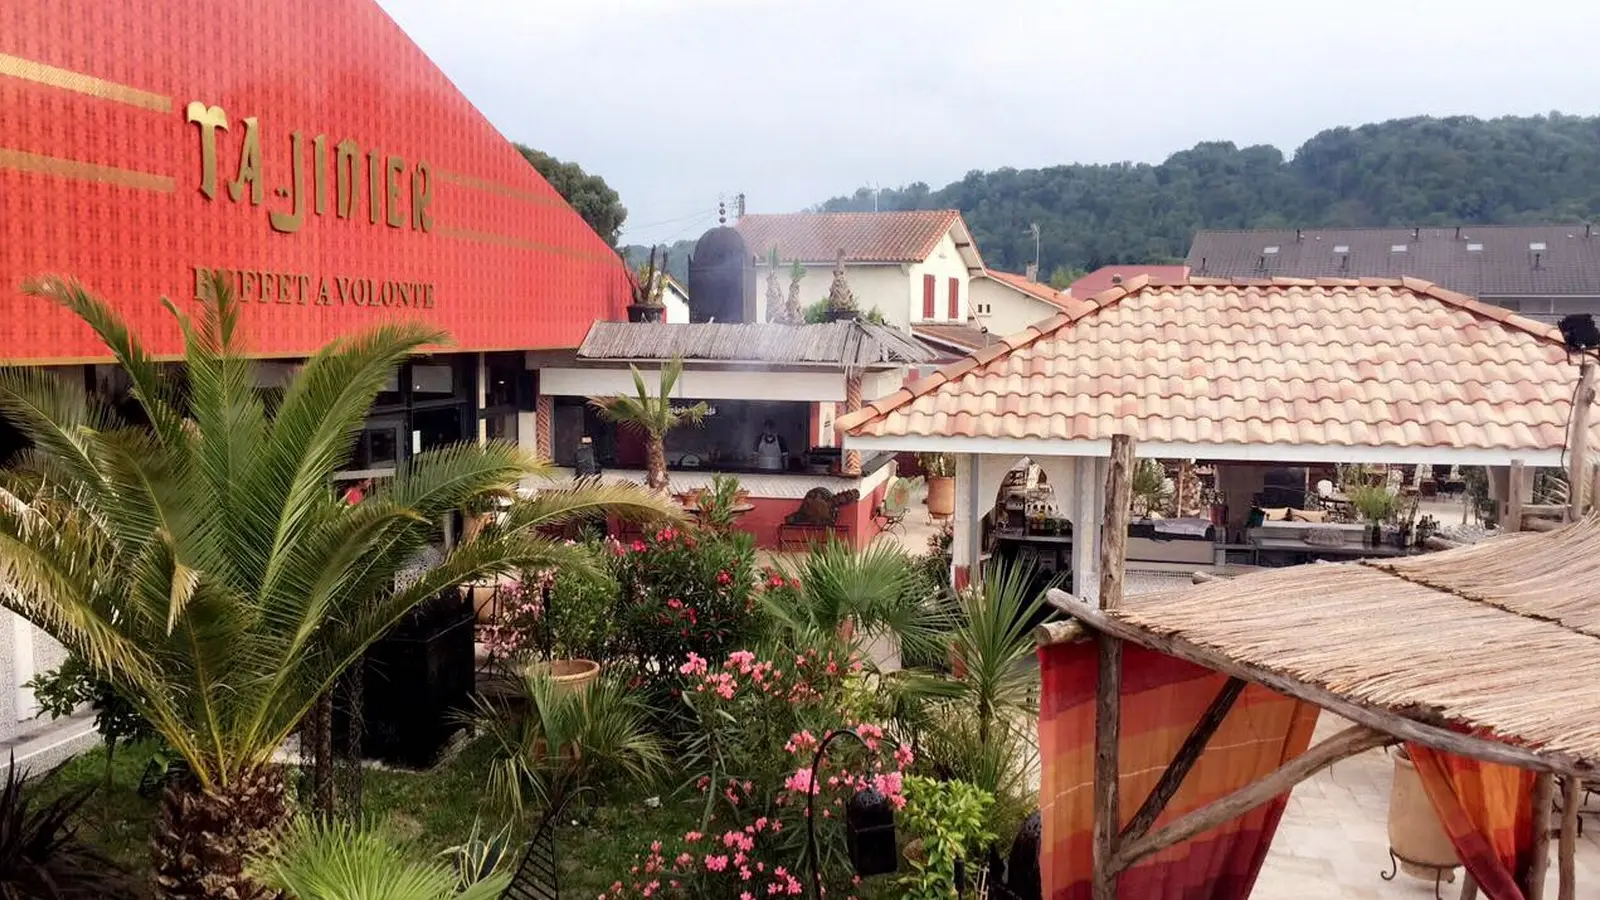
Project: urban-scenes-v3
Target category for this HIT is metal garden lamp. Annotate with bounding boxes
[804,728,899,899]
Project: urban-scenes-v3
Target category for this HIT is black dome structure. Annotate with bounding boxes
[688,225,755,323]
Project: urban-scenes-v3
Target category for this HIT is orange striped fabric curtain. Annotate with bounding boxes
[1406,744,1537,900]
[1038,641,1318,899]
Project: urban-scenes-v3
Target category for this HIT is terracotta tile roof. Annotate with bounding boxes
[839,276,1596,457]
[983,270,1070,307]
[912,323,995,355]
[1068,265,1190,298]
[735,211,964,264]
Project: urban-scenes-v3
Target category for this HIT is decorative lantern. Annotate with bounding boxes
[845,786,898,877]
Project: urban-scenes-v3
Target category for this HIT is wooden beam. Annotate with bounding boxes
[1506,459,1526,533]
[1048,591,1596,778]
[1523,503,1571,518]
[1100,434,1135,612]
[1569,361,1595,522]
[1035,620,1085,646]
[1091,434,1135,900]
[1120,678,1247,844]
[1525,516,1564,533]
[1559,777,1581,900]
[1091,632,1123,900]
[1111,725,1395,873]
[1528,772,1555,898]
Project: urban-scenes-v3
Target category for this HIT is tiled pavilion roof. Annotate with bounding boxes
[838,276,1598,462]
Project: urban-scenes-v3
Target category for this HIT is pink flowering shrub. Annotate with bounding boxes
[609,527,760,679]
[599,714,907,900]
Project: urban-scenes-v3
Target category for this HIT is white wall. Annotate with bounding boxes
[907,231,974,325]
[968,277,1062,337]
[540,366,853,402]
[663,285,690,324]
[751,262,912,328]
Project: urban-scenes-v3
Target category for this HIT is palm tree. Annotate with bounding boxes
[588,358,706,492]
[764,539,950,665]
[472,673,667,814]
[0,274,678,900]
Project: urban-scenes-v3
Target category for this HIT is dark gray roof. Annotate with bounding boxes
[577,321,933,367]
[1187,225,1600,298]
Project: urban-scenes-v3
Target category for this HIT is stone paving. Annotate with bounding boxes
[1256,712,1600,899]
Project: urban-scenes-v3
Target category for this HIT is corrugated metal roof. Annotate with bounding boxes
[577,321,933,367]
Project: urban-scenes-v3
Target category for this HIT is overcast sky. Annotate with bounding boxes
[376,0,1600,247]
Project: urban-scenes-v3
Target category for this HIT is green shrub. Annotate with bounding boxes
[897,776,997,899]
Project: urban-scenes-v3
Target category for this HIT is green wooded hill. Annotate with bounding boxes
[623,114,1600,284]
[813,113,1600,278]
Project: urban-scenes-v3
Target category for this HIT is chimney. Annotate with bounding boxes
[1025,262,1039,282]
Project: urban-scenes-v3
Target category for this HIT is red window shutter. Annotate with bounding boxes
[948,277,960,319]
[922,274,936,319]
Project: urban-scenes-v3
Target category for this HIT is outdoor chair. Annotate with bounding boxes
[874,477,914,534]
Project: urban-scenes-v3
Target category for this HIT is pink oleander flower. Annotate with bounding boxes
[705,854,729,872]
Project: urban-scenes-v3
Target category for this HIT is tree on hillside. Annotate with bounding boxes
[515,144,628,247]
[815,113,1600,277]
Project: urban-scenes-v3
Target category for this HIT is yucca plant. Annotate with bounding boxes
[248,817,509,900]
[0,757,134,899]
[589,358,707,492]
[948,560,1056,745]
[472,674,668,814]
[0,274,678,899]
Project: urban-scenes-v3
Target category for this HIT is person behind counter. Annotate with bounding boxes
[754,418,789,471]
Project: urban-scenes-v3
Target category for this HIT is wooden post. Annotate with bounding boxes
[1091,434,1135,900]
[1505,460,1526,533]
[1527,772,1555,898]
[1569,361,1595,521]
[1099,435,1135,612]
[1559,777,1581,900]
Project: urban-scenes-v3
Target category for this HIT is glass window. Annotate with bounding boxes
[485,353,523,409]
[411,364,454,399]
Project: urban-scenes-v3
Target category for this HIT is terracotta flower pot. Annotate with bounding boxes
[526,658,601,694]
[926,475,956,518]
[1387,748,1459,873]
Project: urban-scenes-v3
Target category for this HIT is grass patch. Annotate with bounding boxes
[43,739,707,897]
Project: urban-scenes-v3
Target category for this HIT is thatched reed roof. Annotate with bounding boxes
[1097,518,1600,773]
[578,321,932,368]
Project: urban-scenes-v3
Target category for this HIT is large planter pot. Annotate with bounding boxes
[627,304,666,323]
[926,475,956,518]
[526,658,601,695]
[1387,748,1459,877]
[358,594,477,768]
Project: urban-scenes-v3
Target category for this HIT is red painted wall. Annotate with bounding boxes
[0,0,628,363]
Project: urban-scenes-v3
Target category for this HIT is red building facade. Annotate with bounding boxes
[1,0,628,363]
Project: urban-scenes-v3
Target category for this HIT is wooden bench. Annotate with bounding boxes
[777,520,852,550]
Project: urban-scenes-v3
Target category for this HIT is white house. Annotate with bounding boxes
[660,273,691,323]
[736,211,984,329]
[735,211,1069,357]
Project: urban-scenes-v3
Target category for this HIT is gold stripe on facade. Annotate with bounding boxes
[0,148,176,192]
[0,53,173,113]
[434,168,566,208]
[435,225,615,263]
